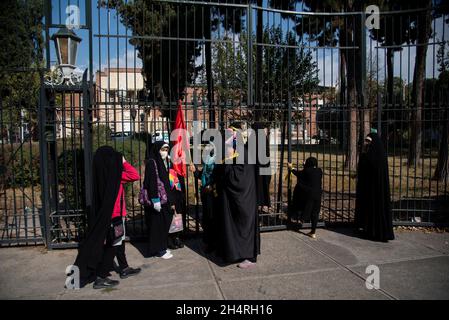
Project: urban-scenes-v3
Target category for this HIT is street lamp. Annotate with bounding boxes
[48,27,82,85]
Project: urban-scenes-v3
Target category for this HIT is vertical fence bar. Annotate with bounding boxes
[82,70,93,234]
[247,3,253,108]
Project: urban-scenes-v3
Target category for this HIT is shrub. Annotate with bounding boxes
[57,148,85,209]
[2,142,40,188]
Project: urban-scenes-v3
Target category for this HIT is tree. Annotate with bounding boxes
[433,43,449,180]
[101,0,246,124]
[408,0,433,166]
[368,0,419,107]
[211,26,319,111]
[295,0,364,171]
[252,0,299,120]
[0,0,44,142]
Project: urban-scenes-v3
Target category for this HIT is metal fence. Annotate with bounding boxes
[1,0,448,248]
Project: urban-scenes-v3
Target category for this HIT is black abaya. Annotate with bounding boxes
[355,133,395,242]
[144,141,174,255]
[215,146,260,263]
[291,166,323,224]
[74,146,123,287]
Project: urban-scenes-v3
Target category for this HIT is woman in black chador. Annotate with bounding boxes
[288,157,323,239]
[214,128,260,269]
[144,141,175,259]
[74,146,123,288]
[355,133,395,242]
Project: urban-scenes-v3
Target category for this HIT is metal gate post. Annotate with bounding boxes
[38,78,51,247]
[38,84,58,249]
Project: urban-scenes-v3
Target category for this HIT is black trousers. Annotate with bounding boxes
[302,200,321,233]
[96,242,129,278]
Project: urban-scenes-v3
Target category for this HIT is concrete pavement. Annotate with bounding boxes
[0,228,448,300]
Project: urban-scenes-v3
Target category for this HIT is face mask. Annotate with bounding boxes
[160,150,168,159]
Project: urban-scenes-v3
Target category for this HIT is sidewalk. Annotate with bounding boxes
[1,228,448,300]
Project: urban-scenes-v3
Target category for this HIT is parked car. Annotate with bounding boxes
[151,130,169,143]
[110,131,133,140]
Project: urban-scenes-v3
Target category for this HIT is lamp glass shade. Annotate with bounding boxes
[69,38,78,65]
[57,37,69,64]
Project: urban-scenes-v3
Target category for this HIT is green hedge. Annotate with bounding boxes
[3,125,147,194]
[2,142,41,188]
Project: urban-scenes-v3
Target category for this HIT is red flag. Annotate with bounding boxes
[172,100,189,177]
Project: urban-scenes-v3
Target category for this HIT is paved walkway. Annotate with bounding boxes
[1,228,448,300]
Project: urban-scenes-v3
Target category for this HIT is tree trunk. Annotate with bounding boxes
[433,105,449,181]
[339,53,346,105]
[345,89,358,172]
[339,41,347,151]
[408,7,431,166]
[387,47,394,105]
[359,108,371,146]
[343,29,358,172]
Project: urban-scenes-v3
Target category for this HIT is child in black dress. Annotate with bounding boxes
[288,157,322,239]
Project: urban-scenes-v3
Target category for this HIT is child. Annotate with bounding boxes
[288,157,322,239]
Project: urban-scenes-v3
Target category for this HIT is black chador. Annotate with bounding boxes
[290,157,322,236]
[144,141,174,256]
[355,133,395,242]
[214,130,260,263]
[74,146,123,287]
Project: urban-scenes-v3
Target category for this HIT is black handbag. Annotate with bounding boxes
[109,192,125,243]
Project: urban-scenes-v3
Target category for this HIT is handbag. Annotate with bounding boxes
[169,213,184,234]
[109,192,125,243]
[138,159,168,207]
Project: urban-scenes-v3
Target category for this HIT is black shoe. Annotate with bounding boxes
[174,237,184,248]
[120,267,141,279]
[93,277,119,289]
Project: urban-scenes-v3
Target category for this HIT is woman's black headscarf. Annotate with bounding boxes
[144,140,172,204]
[74,145,123,286]
[355,133,394,242]
[304,157,318,169]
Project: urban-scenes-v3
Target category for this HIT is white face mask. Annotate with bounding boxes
[160,150,168,159]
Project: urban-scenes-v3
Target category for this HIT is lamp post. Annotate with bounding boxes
[46,27,82,85]
[40,25,93,248]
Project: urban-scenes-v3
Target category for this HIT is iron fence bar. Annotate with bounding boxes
[82,70,92,238]
[247,3,253,108]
